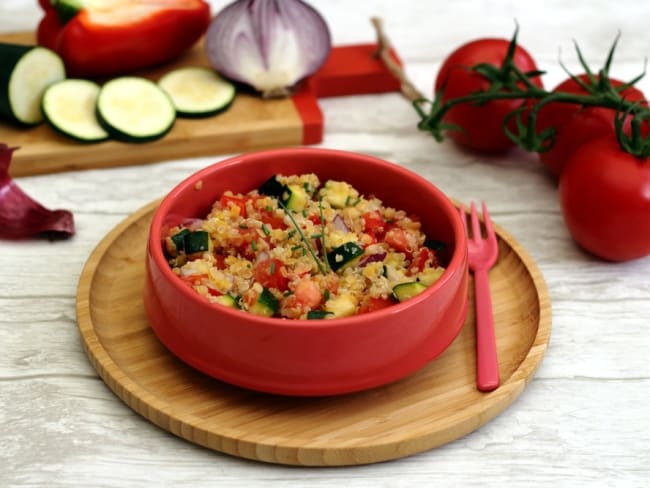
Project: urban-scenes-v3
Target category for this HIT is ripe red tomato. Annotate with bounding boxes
[254,258,289,291]
[362,211,386,236]
[536,75,647,177]
[434,38,543,153]
[559,137,650,261]
[407,247,437,275]
[384,228,417,257]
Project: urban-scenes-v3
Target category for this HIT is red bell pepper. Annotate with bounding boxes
[37,0,211,78]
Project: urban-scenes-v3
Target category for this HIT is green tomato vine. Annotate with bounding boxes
[371,18,650,158]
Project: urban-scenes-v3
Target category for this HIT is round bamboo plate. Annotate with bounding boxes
[76,200,551,466]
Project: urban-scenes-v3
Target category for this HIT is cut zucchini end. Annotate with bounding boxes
[158,67,236,118]
[42,79,110,143]
[96,76,176,143]
[5,46,66,126]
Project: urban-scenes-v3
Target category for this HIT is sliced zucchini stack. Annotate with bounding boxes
[42,79,109,143]
[96,76,176,143]
[0,43,66,125]
[158,67,236,118]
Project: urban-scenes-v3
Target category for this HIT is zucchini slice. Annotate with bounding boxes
[392,282,427,302]
[0,43,66,126]
[306,310,334,320]
[258,175,309,211]
[327,242,364,271]
[170,228,190,254]
[284,184,309,211]
[184,230,211,255]
[158,67,235,118]
[41,79,109,143]
[249,288,279,317]
[259,175,287,199]
[96,76,176,143]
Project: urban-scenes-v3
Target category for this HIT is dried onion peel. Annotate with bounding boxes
[0,144,74,240]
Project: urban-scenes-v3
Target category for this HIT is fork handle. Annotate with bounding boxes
[473,269,500,392]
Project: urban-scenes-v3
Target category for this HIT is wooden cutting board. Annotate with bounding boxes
[0,32,400,177]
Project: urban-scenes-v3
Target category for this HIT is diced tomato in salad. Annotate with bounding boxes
[362,210,386,237]
[219,195,249,217]
[384,227,418,257]
[359,297,394,314]
[254,258,289,291]
[408,247,437,275]
[293,279,322,308]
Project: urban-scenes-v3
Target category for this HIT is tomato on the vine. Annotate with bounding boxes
[536,75,647,177]
[559,137,650,262]
[434,38,543,153]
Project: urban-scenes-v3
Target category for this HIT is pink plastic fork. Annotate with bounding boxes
[459,201,500,392]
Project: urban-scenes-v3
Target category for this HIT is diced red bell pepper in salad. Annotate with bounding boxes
[37,0,211,78]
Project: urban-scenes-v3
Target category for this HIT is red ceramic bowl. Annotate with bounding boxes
[144,148,469,396]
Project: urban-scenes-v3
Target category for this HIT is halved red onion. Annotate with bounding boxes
[0,144,74,240]
[205,0,331,98]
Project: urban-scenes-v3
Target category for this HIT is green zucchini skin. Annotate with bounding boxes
[259,175,287,199]
[392,282,427,302]
[0,43,66,126]
[249,288,279,317]
[184,230,210,254]
[258,175,309,211]
[172,99,234,119]
[327,242,365,272]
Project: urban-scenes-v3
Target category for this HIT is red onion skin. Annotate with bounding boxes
[205,0,331,95]
[358,252,387,268]
[332,214,349,232]
[0,144,75,240]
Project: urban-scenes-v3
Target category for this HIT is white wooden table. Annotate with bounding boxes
[1,1,649,486]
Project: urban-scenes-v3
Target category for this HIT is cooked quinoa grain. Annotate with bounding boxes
[164,174,448,319]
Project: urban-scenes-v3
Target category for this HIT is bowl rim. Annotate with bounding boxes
[148,147,467,329]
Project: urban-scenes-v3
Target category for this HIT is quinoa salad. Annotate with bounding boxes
[163,173,449,319]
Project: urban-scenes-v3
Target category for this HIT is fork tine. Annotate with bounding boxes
[458,203,467,234]
[470,201,481,239]
[481,201,496,240]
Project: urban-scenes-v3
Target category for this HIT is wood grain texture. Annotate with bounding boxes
[0,32,305,177]
[2,0,650,486]
[74,200,550,466]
